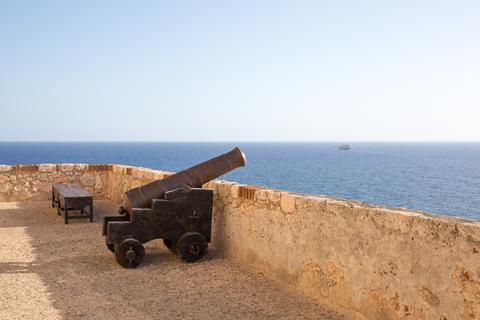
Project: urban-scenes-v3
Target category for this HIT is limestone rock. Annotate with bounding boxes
[280,192,297,213]
[0,183,12,193]
[59,164,75,172]
[80,173,95,186]
[38,164,56,172]
[94,175,103,189]
[75,164,88,171]
[0,174,8,184]
[0,165,12,172]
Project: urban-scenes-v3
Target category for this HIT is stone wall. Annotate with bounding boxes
[210,186,480,320]
[1,163,479,319]
[0,164,110,201]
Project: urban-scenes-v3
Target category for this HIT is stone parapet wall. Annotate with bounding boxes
[1,163,479,319]
[0,164,110,201]
[105,164,172,204]
[211,185,480,319]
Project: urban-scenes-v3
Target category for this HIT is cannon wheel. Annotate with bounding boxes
[176,232,207,263]
[114,238,145,268]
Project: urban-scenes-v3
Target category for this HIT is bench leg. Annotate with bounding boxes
[89,199,93,223]
[64,199,69,224]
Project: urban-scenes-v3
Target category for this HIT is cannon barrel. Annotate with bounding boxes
[123,147,246,213]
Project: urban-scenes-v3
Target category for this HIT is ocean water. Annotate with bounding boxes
[0,142,479,220]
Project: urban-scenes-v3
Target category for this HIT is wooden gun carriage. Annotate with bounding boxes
[103,147,246,268]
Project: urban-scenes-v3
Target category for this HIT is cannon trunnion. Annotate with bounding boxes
[103,147,246,268]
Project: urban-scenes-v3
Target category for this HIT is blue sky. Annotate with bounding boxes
[0,1,479,141]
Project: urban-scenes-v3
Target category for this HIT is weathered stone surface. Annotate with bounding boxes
[80,173,95,186]
[13,164,39,171]
[38,163,57,172]
[280,192,297,213]
[230,184,245,198]
[217,182,234,197]
[255,189,281,209]
[0,183,12,193]
[74,164,88,171]
[0,163,109,200]
[94,175,103,189]
[0,165,12,172]
[131,168,143,178]
[58,164,75,172]
[87,164,111,171]
[153,171,163,180]
[38,182,52,193]
[0,174,8,184]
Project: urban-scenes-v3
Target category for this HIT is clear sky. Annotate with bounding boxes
[0,1,479,141]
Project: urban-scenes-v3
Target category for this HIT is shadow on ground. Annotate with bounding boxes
[0,200,353,320]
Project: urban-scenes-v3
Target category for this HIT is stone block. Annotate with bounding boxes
[238,185,258,200]
[296,196,327,213]
[202,181,215,189]
[80,173,95,186]
[217,183,234,197]
[230,184,245,198]
[38,182,52,193]
[280,192,297,213]
[14,164,39,171]
[143,170,156,181]
[0,165,13,172]
[0,183,12,193]
[111,165,124,174]
[94,175,103,189]
[38,164,56,172]
[0,174,8,184]
[74,164,88,171]
[254,189,268,202]
[255,189,281,208]
[58,164,75,172]
[87,164,112,171]
[266,190,281,207]
[131,168,144,178]
[153,172,164,180]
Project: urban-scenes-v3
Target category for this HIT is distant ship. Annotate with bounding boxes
[338,144,351,151]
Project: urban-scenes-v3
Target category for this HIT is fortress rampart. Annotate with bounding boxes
[0,163,479,319]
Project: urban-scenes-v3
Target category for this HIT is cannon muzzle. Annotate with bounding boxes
[123,147,246,213]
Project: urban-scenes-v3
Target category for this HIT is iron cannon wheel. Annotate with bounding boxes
[114,238,145,268]
[176,232,207,263]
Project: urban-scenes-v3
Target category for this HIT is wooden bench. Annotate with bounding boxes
[52,184,93,224]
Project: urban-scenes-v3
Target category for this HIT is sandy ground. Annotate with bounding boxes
[0,200,354,320]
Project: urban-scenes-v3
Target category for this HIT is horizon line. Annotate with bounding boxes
[0,140,480,143]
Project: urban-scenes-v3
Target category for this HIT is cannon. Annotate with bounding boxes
[103,147,246,268]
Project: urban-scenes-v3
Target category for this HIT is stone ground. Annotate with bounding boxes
[0,200,354,320]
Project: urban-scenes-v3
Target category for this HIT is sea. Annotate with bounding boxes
[0,142,479,220]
